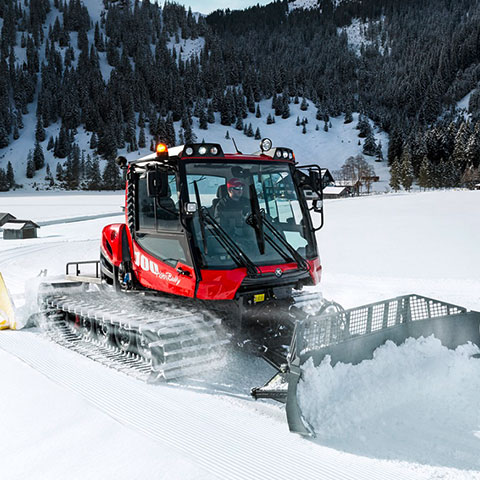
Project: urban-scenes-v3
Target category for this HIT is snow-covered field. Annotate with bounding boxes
[0,189,479,479]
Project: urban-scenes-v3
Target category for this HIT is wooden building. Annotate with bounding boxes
[0,213,16,227]
[2,220,40,240]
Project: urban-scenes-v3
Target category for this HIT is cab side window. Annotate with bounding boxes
[137,172,180,231]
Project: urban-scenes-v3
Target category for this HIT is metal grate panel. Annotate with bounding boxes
[298,295,468,356]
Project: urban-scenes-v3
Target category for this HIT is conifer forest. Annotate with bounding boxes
[0,0,480,190]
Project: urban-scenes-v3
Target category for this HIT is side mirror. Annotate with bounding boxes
[115,156,127,169]
[147,169,168,197]
[312,198,323,213]
[184,202,198,215]
[309,169,322,191]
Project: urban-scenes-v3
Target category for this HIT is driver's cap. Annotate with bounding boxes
[227,178,244,189]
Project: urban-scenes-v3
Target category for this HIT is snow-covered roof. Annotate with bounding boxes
[323,186,348,195]
[335,179,360,187]
[0,212,16,225]
[2,220,39,230]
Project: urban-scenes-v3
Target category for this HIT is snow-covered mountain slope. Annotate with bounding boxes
[288,0,320,12]
[338,17,387,57]
[0,0,388,192]
[0,189,479,479]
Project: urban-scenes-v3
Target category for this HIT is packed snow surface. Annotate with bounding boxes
[0,189,479,479]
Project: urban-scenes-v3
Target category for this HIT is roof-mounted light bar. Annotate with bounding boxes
[182,143,224,158]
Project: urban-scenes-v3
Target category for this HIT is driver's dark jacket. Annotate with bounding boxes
[212,196,250,235]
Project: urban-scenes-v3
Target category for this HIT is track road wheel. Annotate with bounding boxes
[114,325,134,353]
[136,332,153,364]
[96,320,114,347]
[80,316,95,342]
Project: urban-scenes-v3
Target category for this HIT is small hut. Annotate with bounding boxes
[2,220,40,239]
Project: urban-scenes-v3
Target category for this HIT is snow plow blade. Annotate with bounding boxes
[253,294,480,436]
[0,272,16,330]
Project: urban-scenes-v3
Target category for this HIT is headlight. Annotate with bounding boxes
[260,138,272,152]
[185,147,194,156]
[198,146,207,155]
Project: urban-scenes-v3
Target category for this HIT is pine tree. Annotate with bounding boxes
[357,117,372,138]
[56,162,64,183]
[46,136,54,150]
[33,141,45,170]
[45,164,54,187]
[138,127,146,148]
[90,132,98,150]
[102,159,120,190]
[26,151,35,178]
[461,165,480,189]
[388,129,404,166]
[88,156,102,190]
[300,97,308,111]
[35,115,46,142]
[6,161,14,189]
[400,150,414,191]
[255,104,261,118]
[165,114,176,146]
[0,169,8,192]
[235,116,243,131]
[363,132,377,156]
[451,122,469,173]
[375,141,384,162]
[225,130,230,140]
[54,126,70,158]
[281,96,290,119]
[0,126,9,148]
[207,103,215,124]
[254,127,261,140]
[390,157,401,191]
[418,156,432,190]
[199,109,208,129]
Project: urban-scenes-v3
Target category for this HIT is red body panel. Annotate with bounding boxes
[195,261,319,301]
[196,268,247,300]
[307,257,322,285]
[130,240,197,298]
[101,223,126,267]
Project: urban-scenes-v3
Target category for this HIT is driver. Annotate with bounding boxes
[213,178,251,234]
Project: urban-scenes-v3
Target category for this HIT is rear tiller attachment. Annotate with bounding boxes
[252,294,480,436]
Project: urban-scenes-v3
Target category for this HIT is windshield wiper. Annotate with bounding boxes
[260,213,309,271]
[248,184,266,255]
[201,208,261,278]
[193,181,208,254]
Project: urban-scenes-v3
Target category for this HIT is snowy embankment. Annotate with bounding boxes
[299,337,480,470]
[0,190,479,479]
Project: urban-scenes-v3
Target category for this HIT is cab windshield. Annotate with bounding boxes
[185,161,316,269]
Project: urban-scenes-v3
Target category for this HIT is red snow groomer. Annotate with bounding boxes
[34,139,480,435]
